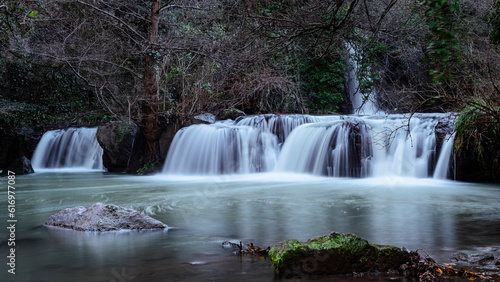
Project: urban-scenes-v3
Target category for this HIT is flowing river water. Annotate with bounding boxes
[1,171,500,281]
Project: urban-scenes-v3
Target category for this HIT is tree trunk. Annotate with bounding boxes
[141,0,161,163]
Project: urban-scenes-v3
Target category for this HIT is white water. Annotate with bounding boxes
[163,113,456,179]
[31,127,104,171]
[433,133,456,179]
[274,120,372,177]
[236,114,324,144]
[347,43,380,115]
[3,172,500,281]
[162,123,279,174]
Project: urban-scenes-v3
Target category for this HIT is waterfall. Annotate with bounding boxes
[31,127,104,171]
[162,123,279,175]
[364,114,444,178]
[274,119,372,177]
[162,114,456,179]
[236,114,326,144]
[433,133,455,179]
[347,43,380,115]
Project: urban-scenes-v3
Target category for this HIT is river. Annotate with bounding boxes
[1,171,499,281]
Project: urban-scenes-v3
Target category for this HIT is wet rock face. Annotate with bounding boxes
[217,108,245,121]
[452,251,500,267]
[0,156,34,175]
[45,203,168,231]
[193,113,216,124]
[96,122,137,172]
[269,232,411,277]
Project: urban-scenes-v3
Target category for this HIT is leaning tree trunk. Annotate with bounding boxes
[141,0,161,163]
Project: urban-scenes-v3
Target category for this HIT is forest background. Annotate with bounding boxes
[1,0,500,177]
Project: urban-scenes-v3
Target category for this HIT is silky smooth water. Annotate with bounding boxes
[1,172,499,281]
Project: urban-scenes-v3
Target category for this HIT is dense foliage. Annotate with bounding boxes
[1,0,500,170]
[488,0,500,45]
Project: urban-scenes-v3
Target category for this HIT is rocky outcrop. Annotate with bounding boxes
[454,147,500,183]
[193,113,216,124]
[0,122,41,170]
[96,122,137,172]
[45,203,168,231]
[217,108,245,121]
[269,232,410,277]
[126,114,195,174]
[0,156,34,175]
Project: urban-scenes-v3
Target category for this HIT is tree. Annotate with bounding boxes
[142,0,161,162]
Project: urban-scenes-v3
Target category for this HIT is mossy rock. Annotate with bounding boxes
[96,121,137,172]
[269,232,410,277]
[217,108,245,120]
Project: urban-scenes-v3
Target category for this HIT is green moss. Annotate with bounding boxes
[269,232,410,276]
[115,122,135,143]
[268,239,303,270]
[306,233,368,253]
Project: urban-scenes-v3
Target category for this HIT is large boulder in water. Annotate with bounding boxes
[269,232,411,277]
[96,122,137,172]
[45,203,168,231]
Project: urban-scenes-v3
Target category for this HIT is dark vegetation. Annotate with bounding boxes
[1,0,500,176]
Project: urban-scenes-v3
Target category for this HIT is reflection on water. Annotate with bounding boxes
[1,172,500,281]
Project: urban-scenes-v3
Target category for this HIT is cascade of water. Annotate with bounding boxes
[274,119,372,177]
[162,113,456,179]
[31,127,104,170]
[433,133,456,179]
[162,123,279,175]
[347,44,380,115]
[236,114,327,144]
[365,115,440,178]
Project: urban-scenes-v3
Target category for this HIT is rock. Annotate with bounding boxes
[268,232,410,277]
[126,116,187,174]
[193,113,216,124]
[96,122,137,172]
[0,156,34,175]
[217,108,245,121]
[45,203,168,231]
[435,117,454,149]
[451,252,496,266]
[451,252,469,262]
[0,124,41,170]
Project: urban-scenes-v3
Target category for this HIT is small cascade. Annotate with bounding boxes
[31,127,104,171]
[162,123,279,175]
[365,115,442,178]
[433,133,456,179]
[274,119,372,177]
[347,44,380,115]
[236,114,325,144]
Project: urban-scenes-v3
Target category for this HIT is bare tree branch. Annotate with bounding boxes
[73,0,146,41]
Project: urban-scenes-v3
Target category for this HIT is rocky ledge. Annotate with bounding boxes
[45,203,168,231]
[269,232,410,277]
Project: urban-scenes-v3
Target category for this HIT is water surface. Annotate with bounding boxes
[1,172,499,281]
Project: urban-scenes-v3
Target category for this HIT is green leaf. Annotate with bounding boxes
[29,11,38,18]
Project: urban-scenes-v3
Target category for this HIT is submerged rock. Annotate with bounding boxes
[269,232,410,277]
[45,203,168,231]
[451,252,498,266]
